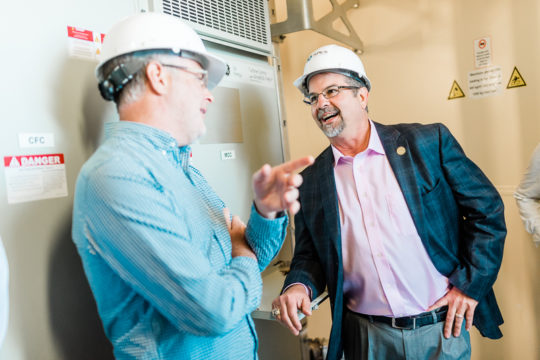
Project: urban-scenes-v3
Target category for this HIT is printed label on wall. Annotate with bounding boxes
[67,26,105,61]
[468,66,503,98]
[3,154,68,204]
[221,150,236,160]
[474,37,492,68]
[18,133,55,148]
[226,62,275,88]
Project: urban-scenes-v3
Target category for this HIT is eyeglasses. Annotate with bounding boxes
[162,63,208,88]
[303,85,360,105]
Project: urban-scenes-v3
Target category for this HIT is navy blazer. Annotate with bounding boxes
[284,122,506,360]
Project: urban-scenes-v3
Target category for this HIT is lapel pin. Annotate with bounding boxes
[396,146,406,156]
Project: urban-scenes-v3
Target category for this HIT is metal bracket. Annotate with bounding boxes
[270,0,364,53]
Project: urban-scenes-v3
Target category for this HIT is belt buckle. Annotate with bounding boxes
[391,317,416,330]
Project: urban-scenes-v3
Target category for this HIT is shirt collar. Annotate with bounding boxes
[331,119,385,167]
[105,121,179,149]
[105,121,192,169]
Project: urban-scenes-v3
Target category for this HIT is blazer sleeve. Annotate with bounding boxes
[283,205,327,299]
[438,124,506,301]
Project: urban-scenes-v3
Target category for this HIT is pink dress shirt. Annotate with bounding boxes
[333,121,449,317]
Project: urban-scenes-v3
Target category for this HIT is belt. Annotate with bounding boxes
[350,306,448,330]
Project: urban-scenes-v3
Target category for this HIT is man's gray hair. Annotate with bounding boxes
[343,76,367,92]
[344,76,369,112]
[98,53,175,107]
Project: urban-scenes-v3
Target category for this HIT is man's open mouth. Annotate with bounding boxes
[319,111,339,123]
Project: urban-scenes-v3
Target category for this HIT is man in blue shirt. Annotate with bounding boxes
[72,12,313,359]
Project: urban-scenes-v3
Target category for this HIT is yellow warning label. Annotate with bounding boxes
[507,66,526,88]
[448,80,465,100]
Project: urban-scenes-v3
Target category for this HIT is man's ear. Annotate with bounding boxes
[358,87,369,107]
[145,61,168,95]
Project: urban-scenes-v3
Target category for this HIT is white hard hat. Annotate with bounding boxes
[294,44,371,95]
[96,12,227,100]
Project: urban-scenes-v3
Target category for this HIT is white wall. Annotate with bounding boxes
[0,1,136,358]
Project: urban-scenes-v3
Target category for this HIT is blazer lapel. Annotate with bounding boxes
[374,122,427,239]
[315,147,342,259]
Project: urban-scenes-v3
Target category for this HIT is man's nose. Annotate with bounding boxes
[315,93,330,107]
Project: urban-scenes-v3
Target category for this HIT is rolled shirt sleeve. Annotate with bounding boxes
[246,204,288,271]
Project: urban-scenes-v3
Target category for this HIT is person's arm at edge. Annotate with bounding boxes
[514,143,540,246]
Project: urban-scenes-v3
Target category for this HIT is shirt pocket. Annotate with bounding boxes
[385,193,418,236]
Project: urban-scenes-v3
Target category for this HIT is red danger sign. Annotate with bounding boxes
[67,26,93,42]
[478,39,487,49]
[4,154,64,168]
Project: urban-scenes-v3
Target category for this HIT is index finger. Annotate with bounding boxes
[279,297,301,335]
[443,313,454,339]
[277,156,314,174]
[426,297,448,312]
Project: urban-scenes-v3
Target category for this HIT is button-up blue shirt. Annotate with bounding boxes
[72,121,287,359]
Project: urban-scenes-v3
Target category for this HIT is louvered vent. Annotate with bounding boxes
[161,0,269,48]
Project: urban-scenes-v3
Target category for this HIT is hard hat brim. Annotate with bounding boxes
[96,48,227,90]
[202,52,227,90]
[294,69,371,95]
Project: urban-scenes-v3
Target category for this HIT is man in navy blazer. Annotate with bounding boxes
[272,45,506,360]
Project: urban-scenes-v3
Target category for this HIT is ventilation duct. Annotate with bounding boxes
[147,0,274,55]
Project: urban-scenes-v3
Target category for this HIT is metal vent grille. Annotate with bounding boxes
[162,0,269,46]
